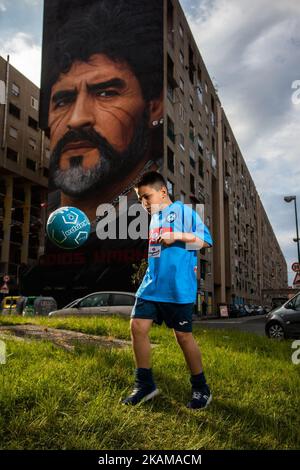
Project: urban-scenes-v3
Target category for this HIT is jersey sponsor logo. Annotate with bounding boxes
[148,245,162,258]
[166,212,177,223]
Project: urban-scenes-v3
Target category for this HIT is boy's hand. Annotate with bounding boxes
[157,232,177,246]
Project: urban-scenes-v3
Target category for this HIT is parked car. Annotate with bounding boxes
[255,305,267,316]
[49,291,136,317]
[265,291,300,339]
[228,304,247,318]
[22,296,57,317]
[244,304,254,316]
[0,296,21,315]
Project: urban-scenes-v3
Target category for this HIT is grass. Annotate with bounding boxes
[0,315,299,450]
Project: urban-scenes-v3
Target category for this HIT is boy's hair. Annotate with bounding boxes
[135,171,167,191]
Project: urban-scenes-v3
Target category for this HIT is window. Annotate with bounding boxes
[211,112,215,127]
[196,82,203,104]
[29,138,37,150]
[179,103,186,122]
[167,81,174,102]
[167,147,174,173]
[11,83,20,96]
[6,147,18,162]
[180,162,185,176]
[28,116,38,131]
[179,133,185,150]
[188,45,195,84]
[199,158,204,178]
[179,77,184,93]
[31,96,39,111]
[190,174,195,194]
[9,127,18,139]
[189,95,194,111]
[167,179,174,197]
[198,112,202,125]
[179,50,184,65]
[45,148,51,160]
[205,81,208,93]
[205,125,209,136]
[180,192,185,203]
[197,134,204,154]
[199,182,205,199]
[189,148,195,168]
[212,136,216,152]
[189,120,195,142]
[211,152,217,170]
[9,103,21,119]
[167,116,175,143]
[79,293,110,308]
[26,158,36,171]
[179,23,184,38]
[205,103,209,115]
[111,294,135,306]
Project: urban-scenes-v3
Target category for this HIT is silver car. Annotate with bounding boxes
[49,291,136,318]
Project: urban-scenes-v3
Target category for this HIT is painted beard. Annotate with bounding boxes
[49,108,150,198]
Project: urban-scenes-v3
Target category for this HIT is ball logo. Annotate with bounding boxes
[46,207,91,250]
[166,212,176,223]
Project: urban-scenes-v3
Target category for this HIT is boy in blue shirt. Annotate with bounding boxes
[122,172,213,409]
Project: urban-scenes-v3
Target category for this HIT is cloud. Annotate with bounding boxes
[0,2,7,12]
[0,32,41,86]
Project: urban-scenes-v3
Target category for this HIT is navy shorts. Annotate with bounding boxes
[131,297,194,332]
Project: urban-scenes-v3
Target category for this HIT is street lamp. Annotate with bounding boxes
[284,196,300,264]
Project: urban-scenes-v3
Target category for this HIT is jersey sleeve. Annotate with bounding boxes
[182,204,213,248]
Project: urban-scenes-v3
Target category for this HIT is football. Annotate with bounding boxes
[46,206,91,249]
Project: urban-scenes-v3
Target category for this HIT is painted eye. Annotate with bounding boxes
[95,90,118,98]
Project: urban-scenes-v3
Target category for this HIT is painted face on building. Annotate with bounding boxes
[48,53,162,199]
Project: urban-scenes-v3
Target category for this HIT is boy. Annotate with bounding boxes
[122,171,213,409]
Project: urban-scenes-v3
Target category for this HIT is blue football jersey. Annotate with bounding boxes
[136,201,213,303]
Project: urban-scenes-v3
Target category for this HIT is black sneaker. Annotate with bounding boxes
[187,386,212,409]
[122,385,160,406]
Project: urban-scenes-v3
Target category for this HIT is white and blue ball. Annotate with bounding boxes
[46,206,90,249]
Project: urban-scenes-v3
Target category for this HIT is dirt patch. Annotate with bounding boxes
[0,324,131,352]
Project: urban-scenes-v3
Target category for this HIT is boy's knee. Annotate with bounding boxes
[130,319,150,337]
[174,330,193,345]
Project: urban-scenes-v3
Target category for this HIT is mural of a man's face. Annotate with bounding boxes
[48,54,154,198]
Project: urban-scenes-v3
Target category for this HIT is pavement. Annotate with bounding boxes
[193,314,267,336]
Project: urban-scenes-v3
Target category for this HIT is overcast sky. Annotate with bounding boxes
[0,0,299,285]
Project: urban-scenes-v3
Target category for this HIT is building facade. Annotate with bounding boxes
[164,0,288,315]
[0,56,49,294]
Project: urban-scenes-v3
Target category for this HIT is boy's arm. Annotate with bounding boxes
[158,232,210,248]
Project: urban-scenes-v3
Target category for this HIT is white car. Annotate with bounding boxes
[49,291,136,318]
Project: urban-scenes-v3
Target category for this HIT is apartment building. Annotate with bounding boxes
[164,0,287,314]
[0,55,49,294]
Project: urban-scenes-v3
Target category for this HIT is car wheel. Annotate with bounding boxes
[267,322,285,340]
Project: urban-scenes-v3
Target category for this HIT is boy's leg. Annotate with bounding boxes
[122,311,159,405]
[174,330,212,410]
[173,330,203,375]
[130,318,153,369]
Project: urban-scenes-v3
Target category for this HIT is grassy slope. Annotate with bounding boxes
[0,315,299,450]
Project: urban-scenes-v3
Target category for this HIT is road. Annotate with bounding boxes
[194,315,266,336]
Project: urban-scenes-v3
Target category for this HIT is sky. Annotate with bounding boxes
[0,0,299,285]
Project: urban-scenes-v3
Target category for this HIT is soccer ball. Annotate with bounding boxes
[46,206,91,249]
